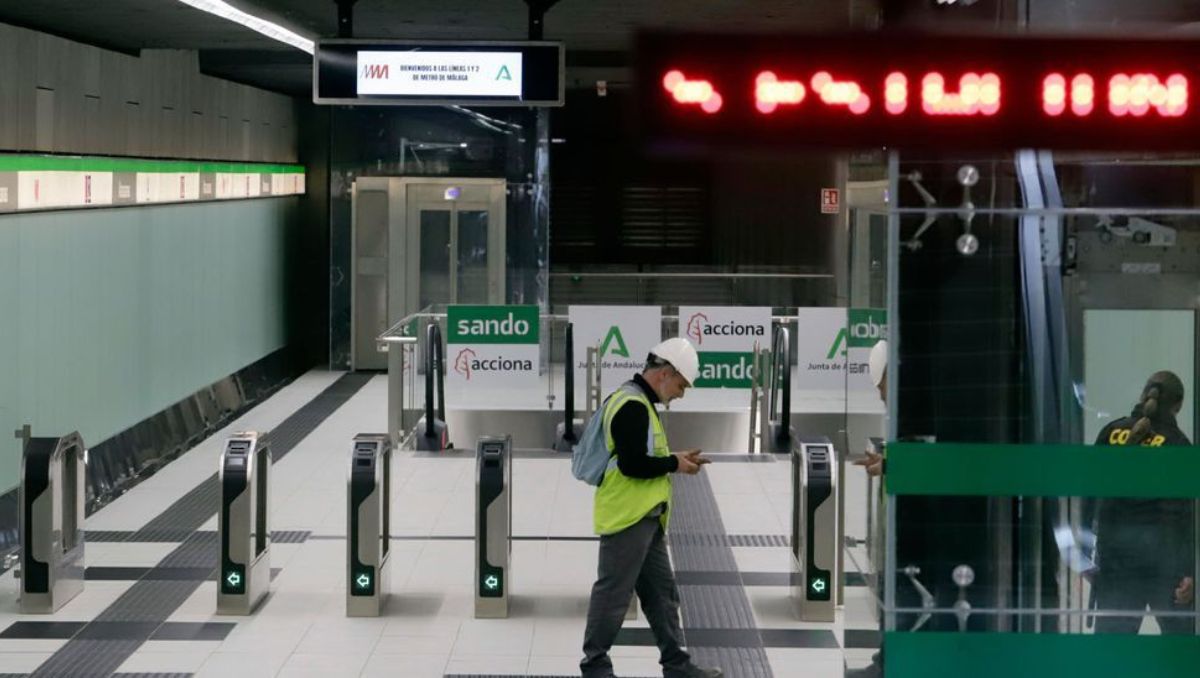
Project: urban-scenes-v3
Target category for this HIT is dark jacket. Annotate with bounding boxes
[1094,413,1194,578]
[608,374,679,478]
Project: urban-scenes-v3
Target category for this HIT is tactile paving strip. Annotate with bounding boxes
[85,529,310,545]
[26,373,370,678]
[671,533,789,548]
[668,472,774,678]
[0,674,193,678]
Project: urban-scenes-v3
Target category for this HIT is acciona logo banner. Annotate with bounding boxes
[569,306,662,393]
[679,306,770,388]
[447,305,539,389]
[794,307,888,392]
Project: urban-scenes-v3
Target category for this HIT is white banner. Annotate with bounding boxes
[679,306,771,389]
[357,51,522,97]
[795,307,856,391]
[446,305,540,392]
[446,343,539,390]
[794,307,886,393]
[570,305,662,393]
[17,172,115,209]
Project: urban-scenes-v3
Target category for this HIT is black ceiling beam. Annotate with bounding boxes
[525,0,560,40]
[336,0,357,38]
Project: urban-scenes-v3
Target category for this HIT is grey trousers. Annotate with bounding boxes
[581,514,691,678]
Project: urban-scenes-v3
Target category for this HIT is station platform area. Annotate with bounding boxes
[0,370,879,678]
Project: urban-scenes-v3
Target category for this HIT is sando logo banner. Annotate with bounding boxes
[446,305,540,390]
[679,306,770,389]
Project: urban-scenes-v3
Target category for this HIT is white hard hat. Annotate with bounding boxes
[650,337,700,386]
[868,340,888,388]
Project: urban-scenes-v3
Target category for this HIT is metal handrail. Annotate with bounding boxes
[378,304,436,343]
[384,309,806,326]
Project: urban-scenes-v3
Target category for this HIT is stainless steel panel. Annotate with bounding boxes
[352,188,390,371]
[0,173,16,213]
[217,434,270,615]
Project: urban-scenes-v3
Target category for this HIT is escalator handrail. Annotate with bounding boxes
[424,322,436,438]
[770,325,791,442]
[433,323,446,424]
[562,322,576,443]
[424,322,447,438]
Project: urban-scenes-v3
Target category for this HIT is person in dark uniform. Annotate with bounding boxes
[1092,370,1195,634]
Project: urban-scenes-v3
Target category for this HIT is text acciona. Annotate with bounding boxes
[465,357,534,372]
[697,322,765,337]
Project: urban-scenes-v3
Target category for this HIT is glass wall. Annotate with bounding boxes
[328,106,550,369]
[877,153,1200,677]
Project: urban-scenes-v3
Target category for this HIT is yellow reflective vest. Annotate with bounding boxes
[594,381,672,535]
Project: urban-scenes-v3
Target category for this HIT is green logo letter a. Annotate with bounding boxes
[600,326,630,358]
[826,328,848,360]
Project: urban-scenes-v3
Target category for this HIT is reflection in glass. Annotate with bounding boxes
[419,210,451,310]
[1090,371,1195,635]
[458,210,490,304]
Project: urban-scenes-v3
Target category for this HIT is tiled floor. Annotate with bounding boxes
[0,369,881,677]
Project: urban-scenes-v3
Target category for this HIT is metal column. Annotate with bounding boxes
[792,436,839,622]
[347,434,392,616]
[475,435,512,618]
[18,431,86,614]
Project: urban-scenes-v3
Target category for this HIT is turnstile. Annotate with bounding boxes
[347,434,392,617]
[217,432,271,615]
[475,435,512,618]
[18,431,86,614]
[792,436,840,622]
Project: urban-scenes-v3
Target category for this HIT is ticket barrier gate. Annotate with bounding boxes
[791,436,839,622]
[347,434,392,616]
[217,432,271,615]
[18,431,86,614]
[475,435,511,618]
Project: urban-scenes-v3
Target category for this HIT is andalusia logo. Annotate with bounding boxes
[686,313,709,345]
[600,326,630,358]
[455,348,477,380]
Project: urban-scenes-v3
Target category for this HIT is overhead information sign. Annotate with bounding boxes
[316,40,563,106]
[637,32,1200,150]
[356,51,522,97]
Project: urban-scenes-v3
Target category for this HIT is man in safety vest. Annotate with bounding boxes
[580,337,722,678]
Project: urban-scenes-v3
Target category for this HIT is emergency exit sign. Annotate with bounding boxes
[821,188,840,214]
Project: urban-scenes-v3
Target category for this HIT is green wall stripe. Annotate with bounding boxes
[885,632,1200,678]
[0,155,303,174]
[887,442,1200,498]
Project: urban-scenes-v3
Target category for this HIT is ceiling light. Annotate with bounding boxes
[176,0,314,54]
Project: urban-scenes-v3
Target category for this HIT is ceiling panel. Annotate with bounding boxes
[0,0,863,95]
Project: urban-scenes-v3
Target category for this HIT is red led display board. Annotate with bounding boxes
[637,32,1200,151]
